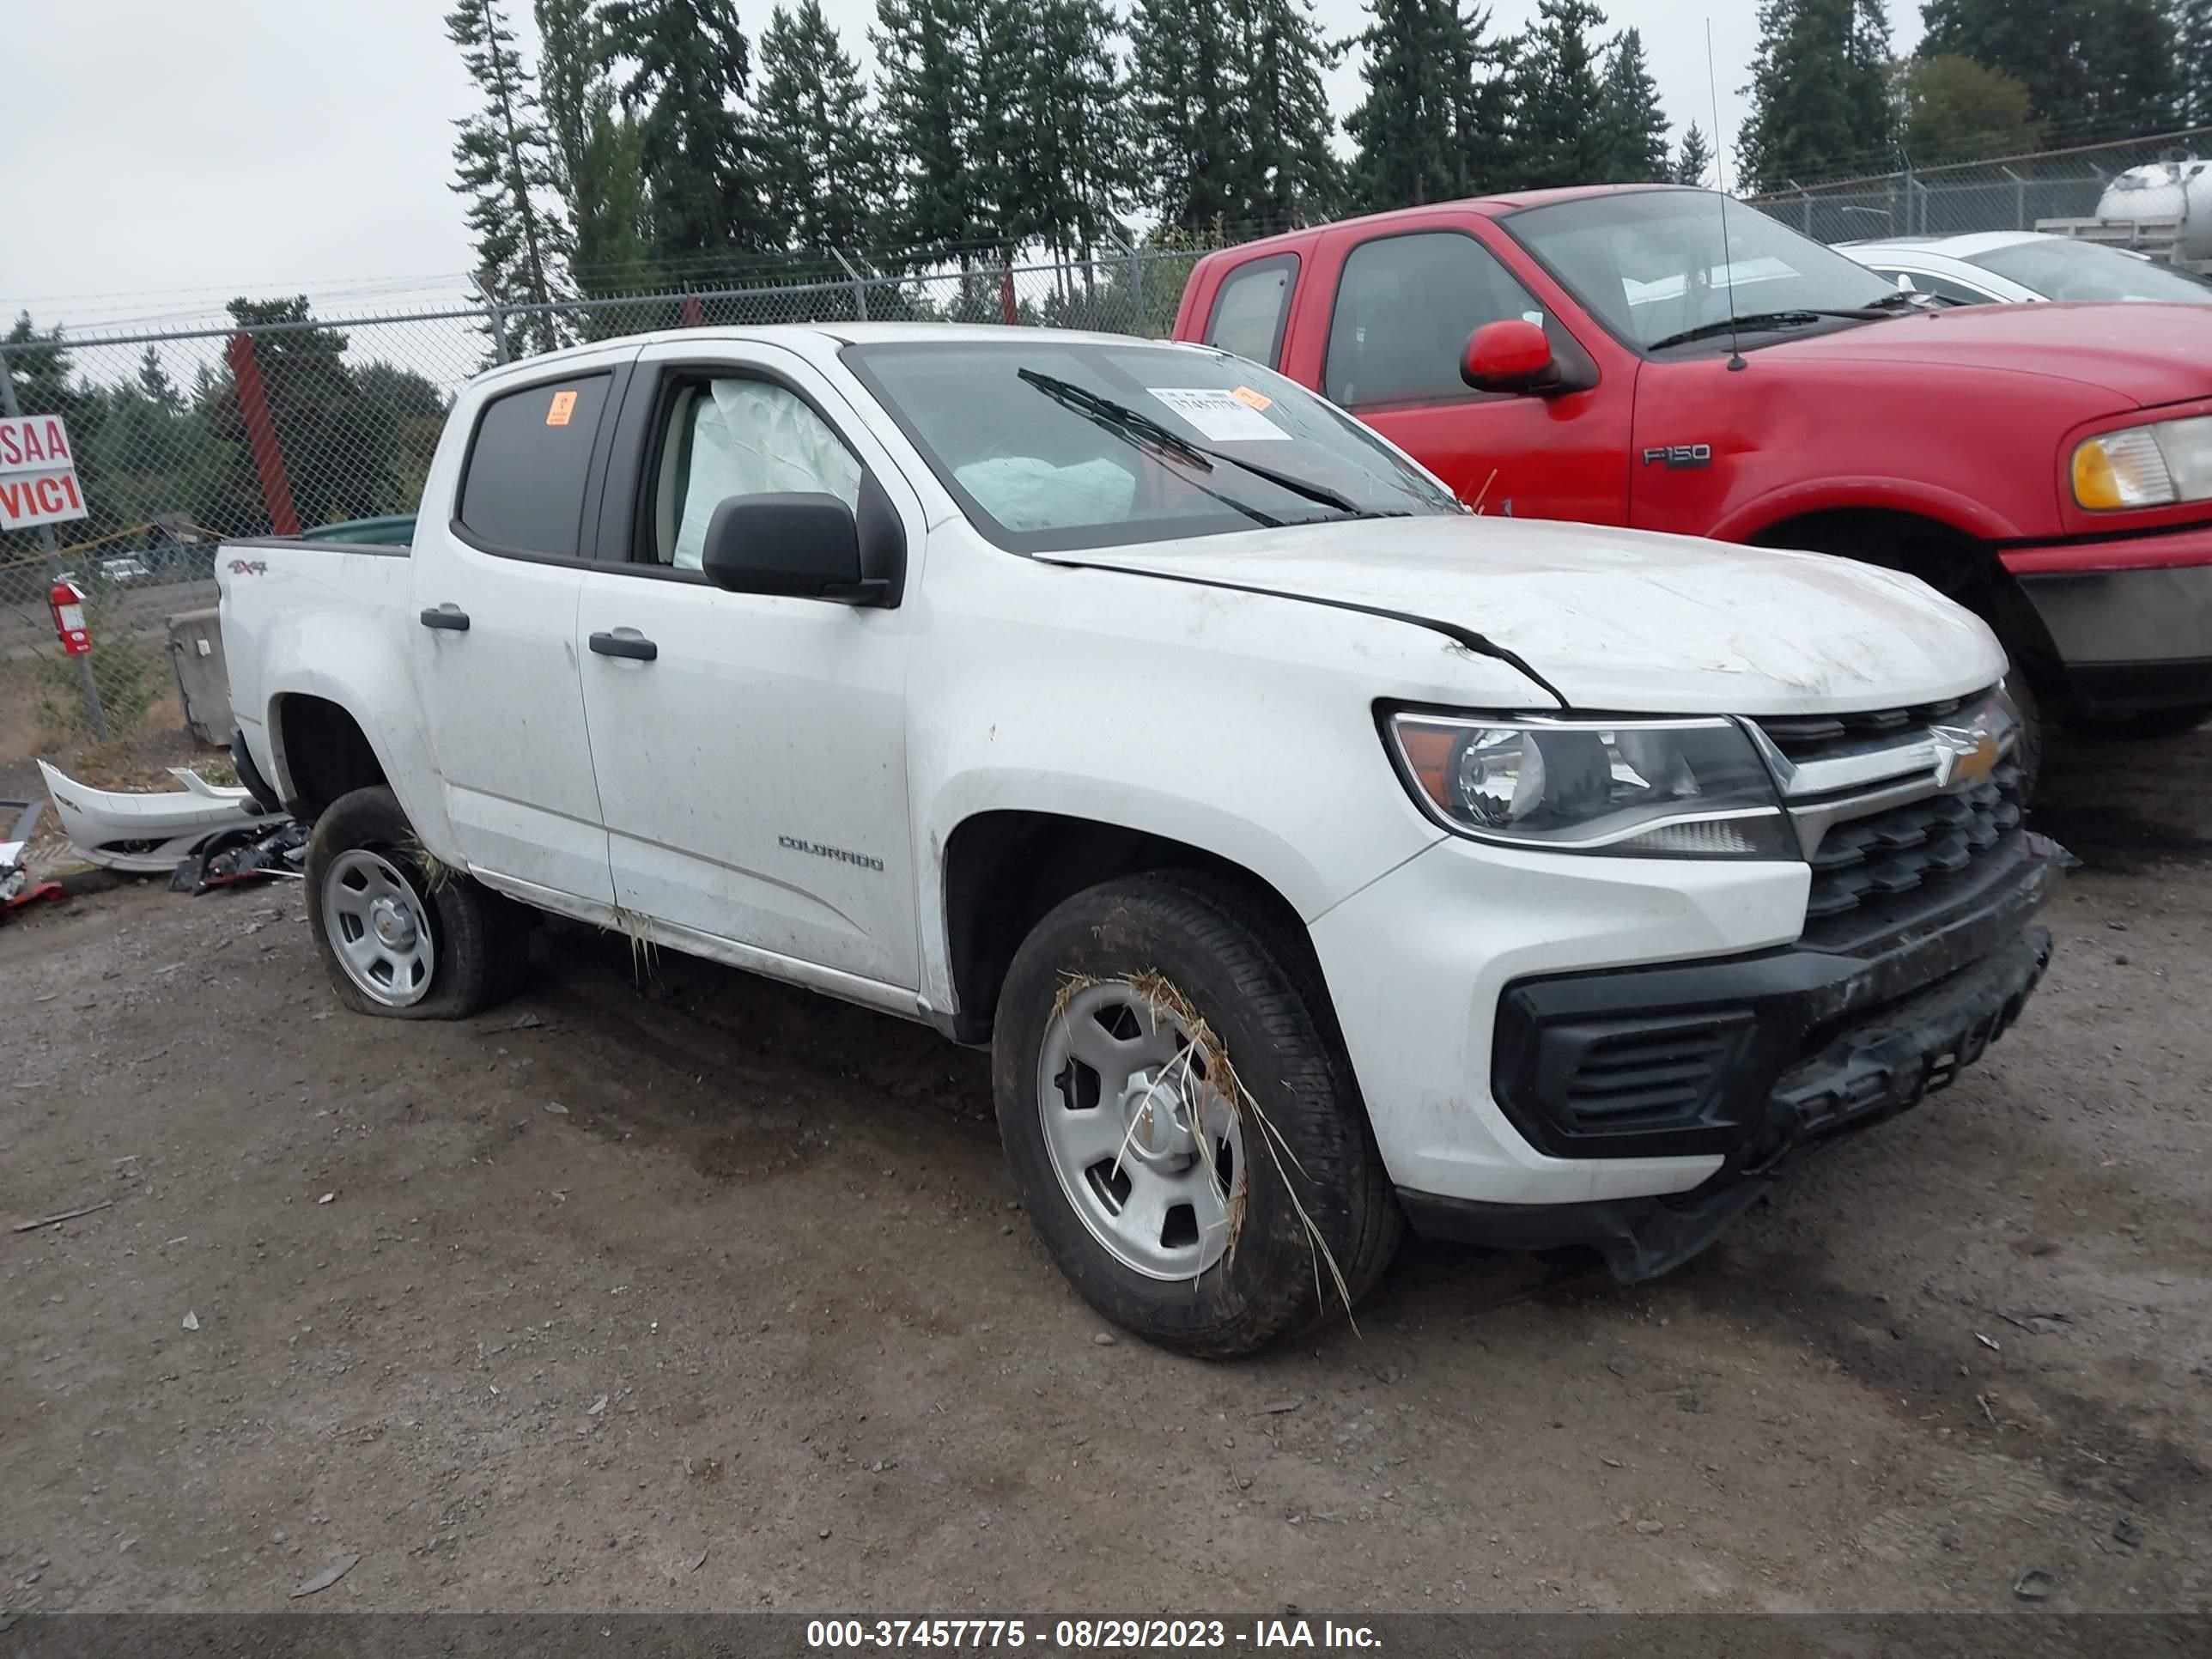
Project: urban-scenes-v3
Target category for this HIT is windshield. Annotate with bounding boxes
[1964,238,2212,303]
[842,339,1462,552]
[1505,189,1901,349]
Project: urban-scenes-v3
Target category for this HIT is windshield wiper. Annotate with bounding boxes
[1017,369,1376,520]
[1646,307,1899,351]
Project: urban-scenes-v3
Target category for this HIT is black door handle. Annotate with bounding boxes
[419,604,470,631]
[589,629,658,661]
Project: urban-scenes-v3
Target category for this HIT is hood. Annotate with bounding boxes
[1770,301,2212,409]
[1043,515,2006,715]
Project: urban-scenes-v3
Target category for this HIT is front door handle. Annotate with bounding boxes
[589,629,658,662]
[419,604,470,631]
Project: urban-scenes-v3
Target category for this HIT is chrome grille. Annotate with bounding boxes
[1756,685,1998,766]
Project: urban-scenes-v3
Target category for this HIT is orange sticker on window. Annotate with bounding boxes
[1231,385,1272,411]
[545,390,579,427]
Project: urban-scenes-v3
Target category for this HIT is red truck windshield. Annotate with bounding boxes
[1505,190,1905,351]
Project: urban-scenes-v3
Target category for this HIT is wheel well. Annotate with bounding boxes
[1749,507,2066,695]
[274,696,386,821]
[941,811,1318,1046]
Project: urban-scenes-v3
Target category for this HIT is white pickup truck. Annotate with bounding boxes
[222,324,2062,1355]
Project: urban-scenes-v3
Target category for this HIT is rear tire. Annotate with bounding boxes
[992,872,1401,1358]
[306,786,531,1020]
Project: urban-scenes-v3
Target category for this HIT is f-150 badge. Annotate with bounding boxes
[1641,444,1712,469]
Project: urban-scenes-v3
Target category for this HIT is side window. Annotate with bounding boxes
[1205,255,1298,368]
[1325,233,1542,409]
[647,378,864,570]
[457,374,612,556]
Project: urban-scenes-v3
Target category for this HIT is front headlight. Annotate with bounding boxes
[1383,712,1795,858]
[2071,415,2212,510]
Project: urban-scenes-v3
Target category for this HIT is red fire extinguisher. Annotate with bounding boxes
[51,577,92,657]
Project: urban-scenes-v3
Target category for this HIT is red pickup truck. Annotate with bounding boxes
[1173,185,2212,763]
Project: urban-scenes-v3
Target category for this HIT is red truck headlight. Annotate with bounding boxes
[2071,415,2212,510]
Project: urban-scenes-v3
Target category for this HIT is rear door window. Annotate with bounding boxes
[1205,256,1299,368]
[457,373,613,556]
[1324,232,1542,409]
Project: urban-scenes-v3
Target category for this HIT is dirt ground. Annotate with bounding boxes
[2,725,2207,1616]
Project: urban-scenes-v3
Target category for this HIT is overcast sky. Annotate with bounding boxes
[3,0,1929,337]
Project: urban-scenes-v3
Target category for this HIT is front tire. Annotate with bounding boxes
[306,786,530,1020]
[992,873,1401,1358]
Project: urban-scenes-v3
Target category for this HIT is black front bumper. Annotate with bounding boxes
[1399,831,2065,1281]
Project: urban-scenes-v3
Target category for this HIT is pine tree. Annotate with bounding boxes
[969,0,1060,255]
[1129,0,1248,231]
[1237,0,1345,226]
[537,0,653,305]
[2085,0,2179,135]
[2182,0,2212,126]
[1673,119,1715,185]
[756,0,886,252]
[874,0,984,258]
[1347,0,1508,209]
[3,314,74,416]
[1738,0,1893,191]
[606,0,773,263]
[1921,0,2174,143]
[446,0,569,356]
[1595,25,1670,182]
[1029,0,1138,255]
[1509,0,1616,189]
[137,346,183,415]
[1917,0,2087,131]
[208,300,398,531]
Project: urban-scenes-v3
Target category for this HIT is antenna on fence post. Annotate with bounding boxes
[0,339,106,739]
[831,250,871,322]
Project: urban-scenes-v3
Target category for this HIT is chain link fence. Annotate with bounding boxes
[10,124,2212,762]
[1747,126,2212,251]
[0,243,1217,758]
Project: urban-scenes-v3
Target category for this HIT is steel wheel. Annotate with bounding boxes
[320,848,436,1007]
[1037,979,1246,1281]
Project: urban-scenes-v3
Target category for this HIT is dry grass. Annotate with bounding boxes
[1048,969,1357,1328]
[401,832,456,894]
[609,903,661,988]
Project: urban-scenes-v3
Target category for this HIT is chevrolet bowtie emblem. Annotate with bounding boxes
[1929,723,2001,789]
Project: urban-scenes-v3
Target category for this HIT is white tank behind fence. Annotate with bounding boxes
[2093,159,2212,261]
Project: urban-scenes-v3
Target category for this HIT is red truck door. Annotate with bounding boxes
[1278,220,1634,524]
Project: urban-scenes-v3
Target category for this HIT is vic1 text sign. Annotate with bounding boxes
[0,415,88,532]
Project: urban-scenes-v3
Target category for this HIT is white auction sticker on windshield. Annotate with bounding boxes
[1147,386,1291,441]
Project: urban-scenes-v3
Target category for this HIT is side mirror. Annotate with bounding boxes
[699,492,886,605]
[1461,319,1563,396]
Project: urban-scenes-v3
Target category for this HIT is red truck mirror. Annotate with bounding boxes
[1462,319,1559,396]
